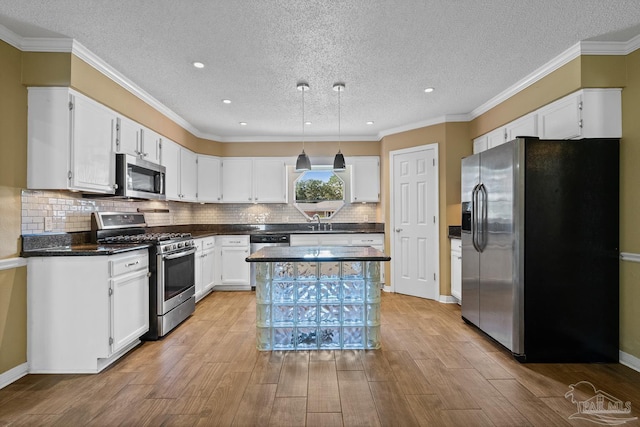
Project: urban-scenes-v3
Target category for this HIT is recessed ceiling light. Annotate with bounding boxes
[366,121,374,125]
[192,61,205,69]
[424,87,435,93]
[239,122,247,126]
[305,121,312,125]
[222,99,231,104]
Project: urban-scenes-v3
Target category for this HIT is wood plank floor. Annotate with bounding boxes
[2,291,640,426]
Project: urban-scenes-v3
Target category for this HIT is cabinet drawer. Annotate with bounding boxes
[451,238,461,253]
[196,236,215,250]
[351,235,384,246]
[220,235,249,246]
[110,252,149,277]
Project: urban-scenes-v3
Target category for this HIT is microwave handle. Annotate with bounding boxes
[157,172,165,195]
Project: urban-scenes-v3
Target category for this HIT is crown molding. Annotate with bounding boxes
[377,114,470,139]
[217,134,380,143]
[0,24,22,49]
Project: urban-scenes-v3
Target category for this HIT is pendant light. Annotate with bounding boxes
[333,83,346,171]
[295,82,311,171]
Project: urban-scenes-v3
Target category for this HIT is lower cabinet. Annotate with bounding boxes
[27,250,149,373]
[194,236,217,301]
[450,238,461,303]
[217,235,251,290]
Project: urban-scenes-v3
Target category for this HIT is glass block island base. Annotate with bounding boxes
[246,246,391,351]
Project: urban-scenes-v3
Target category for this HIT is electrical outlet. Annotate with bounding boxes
[364,215,369,222]
[44,217,53,232]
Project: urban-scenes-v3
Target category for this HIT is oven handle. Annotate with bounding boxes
[162,247,197,260]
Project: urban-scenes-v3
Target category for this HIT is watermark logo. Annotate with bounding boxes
[565,381,637,425]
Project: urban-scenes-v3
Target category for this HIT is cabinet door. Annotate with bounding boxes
[221,158,253,202]
[506,114,538,141]
[141,127,162,163]
[116,116,142,157]
[180,148,198,202]
[110,269,149,354]
[194,244,204,301]
[197,155,222,202]
[538,93,581,139]
[350,157,380,203]
[254,158,287,203]
[221,246,250,286]
[473,136,488,154]
[202,248,216,292]
[486,128,506,149]
[450,239,461,301]
[161,139,181,201]
[70,94,117,193]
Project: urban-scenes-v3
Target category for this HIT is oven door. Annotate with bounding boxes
[157,247,196,315]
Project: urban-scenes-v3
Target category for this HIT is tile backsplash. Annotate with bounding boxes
[21,190,378,234]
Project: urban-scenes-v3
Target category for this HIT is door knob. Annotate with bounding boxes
[395,228,403,232]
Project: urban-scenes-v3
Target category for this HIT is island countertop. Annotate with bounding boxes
[246,245,391,262]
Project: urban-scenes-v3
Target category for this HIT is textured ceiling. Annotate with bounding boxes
[1,1,640,142]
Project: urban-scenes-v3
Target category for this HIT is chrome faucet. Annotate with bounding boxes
[309,213,321,230]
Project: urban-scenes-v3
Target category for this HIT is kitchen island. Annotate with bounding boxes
[246,246,390,351]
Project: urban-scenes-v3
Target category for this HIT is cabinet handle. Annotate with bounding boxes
[395,228,403,232]
[248,197,252,201]
[124,261,139,267]
[457,256,461,260]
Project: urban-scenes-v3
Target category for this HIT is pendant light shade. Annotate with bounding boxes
[333,83,346,171]
[295,82,311,171]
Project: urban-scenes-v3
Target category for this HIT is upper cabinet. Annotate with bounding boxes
[473,89,621,154]
[197,155,222,203]
[221,157,287,203]
[115,117,162,164]
[348,156,380,203]
[28,87,117,194]
[161,139,197,202]
[537,89,621,140]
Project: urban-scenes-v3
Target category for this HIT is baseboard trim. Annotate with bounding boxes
[620,350,640,373]
[439,295,459,304]
[0,363,28,390]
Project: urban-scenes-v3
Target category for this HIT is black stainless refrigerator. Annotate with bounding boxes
[461,137,619,362]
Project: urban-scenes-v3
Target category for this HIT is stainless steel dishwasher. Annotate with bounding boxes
[250,234,290,287]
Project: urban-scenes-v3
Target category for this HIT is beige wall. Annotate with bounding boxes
[0,40,28,374]
[620,49,640,357]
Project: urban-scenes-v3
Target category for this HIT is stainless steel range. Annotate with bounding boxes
[92,212,196,340]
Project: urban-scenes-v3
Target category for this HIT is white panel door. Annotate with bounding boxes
[179,148,198,202]
[197,155,222,202]
[391,145,439,299]
[161,139,181,201]
[254,158,287,203]
[221,158,253,202]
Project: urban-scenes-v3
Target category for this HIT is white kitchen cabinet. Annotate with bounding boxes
[537,89,622,140]
[506,113,538,141]
[473,135,488,154]
[217,235,251,290]
[290,233,386,284]
[113,115,162,163]
[27,250,149,373]
[349,156,380,203]
[486,127,507,150]
[180,148,198,202]
[141,127,163,164]
[450,238,461,303]
[221,157,287,203]
[194,236,217,301]
[27,87,117,194]
[161,139,197,202]
[197,155,222,203]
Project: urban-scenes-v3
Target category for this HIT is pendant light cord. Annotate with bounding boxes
[338,86,341,152]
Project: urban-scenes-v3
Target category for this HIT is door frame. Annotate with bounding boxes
[389,143,440,298]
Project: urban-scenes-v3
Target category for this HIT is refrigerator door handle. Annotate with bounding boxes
[471,184,481,252]
[478,183,488,252]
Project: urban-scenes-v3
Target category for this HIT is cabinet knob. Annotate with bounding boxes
[395,228,403,232]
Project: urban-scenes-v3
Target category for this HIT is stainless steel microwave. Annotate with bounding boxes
[115,153,166,200]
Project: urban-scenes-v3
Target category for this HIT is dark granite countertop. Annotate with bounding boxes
[21,223,385,256]
[246,245,391,262]
[448,225,461,239]
[22,243,151,257]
